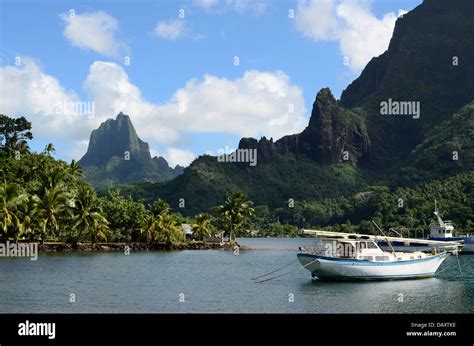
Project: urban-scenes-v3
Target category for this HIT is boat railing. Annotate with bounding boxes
[429,221,454,227]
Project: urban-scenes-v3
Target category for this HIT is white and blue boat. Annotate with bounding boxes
[298,230,462,281]
[426,207,474,254]
[377,205,474,254]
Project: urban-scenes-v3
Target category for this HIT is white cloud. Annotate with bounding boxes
[82,61,181,145]
[0,57,91,141]
[165,71,308,138]
[1,58,307,165]
[60,11,127,57]
[152,19,186,40]
[165,148,196,167]
[295,0,405,72]
[295,0,338,40]
[84,61,307,142]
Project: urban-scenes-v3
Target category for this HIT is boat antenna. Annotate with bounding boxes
[372,220,396,254]
[433,199,445,227]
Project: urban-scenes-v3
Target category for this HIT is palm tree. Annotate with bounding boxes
[192,213,215,241]
[68,160,83,179]
[0,181,28,242]
[43,143,56,156]
[216,191,254,243]
[140,212,158,243]
[16,197,36,242]
[152,198,171,217]
[45,167,67,188]
[32,187,69,243]
[3,140,30,158]
[155,213,183,245]
[70,185,109,244]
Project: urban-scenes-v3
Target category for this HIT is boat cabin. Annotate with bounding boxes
[316,238,385,258]
[308,237,427,262]
[429,211,454,239]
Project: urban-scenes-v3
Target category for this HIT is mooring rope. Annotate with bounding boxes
[435,263,453,276]
[435,251,464,277]
[254,258,319,284]
[251,259,298,280]
[455,252,464,277]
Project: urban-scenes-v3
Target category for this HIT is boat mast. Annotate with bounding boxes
[434,199,445,227]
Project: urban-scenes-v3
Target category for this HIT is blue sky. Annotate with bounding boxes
[0,0,422,167]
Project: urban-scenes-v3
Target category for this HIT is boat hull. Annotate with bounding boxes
[297,253,449,281]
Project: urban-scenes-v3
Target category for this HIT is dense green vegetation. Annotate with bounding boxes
[108,165,473,238]
[1,112,472,243]
[267,172,474,235]
[114,155,473,236]
[0,114,255,245]
[113,154,369,215]
[403,101,474,182]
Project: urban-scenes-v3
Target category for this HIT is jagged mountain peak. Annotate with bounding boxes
[79,112,150,167]
[236,87,370,166]
[308,87,340,129]
[78,112,183,189]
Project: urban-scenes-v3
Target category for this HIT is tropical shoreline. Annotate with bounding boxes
[29,241,241,252]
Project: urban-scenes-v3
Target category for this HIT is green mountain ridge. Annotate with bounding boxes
[115,155,368,214]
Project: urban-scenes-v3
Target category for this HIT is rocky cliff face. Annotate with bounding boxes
[341,0,474,113]
[239,88,371,166]
[79,113,183,188]
[239,0,474,169]
[80,112,151,166]
[289,88,370,165]
[340,0,474,164]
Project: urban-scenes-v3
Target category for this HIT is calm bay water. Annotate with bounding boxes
[0,238,473,313]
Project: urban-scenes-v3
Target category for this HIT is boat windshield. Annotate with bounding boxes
[358,241,378,249]
[367,241,378,249]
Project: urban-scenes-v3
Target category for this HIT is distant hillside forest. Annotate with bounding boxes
[1,114,473,241]
[116,170,474,235]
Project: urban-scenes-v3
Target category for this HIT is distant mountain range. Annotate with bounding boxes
[80,0,474,215]
[79,112,183,189]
